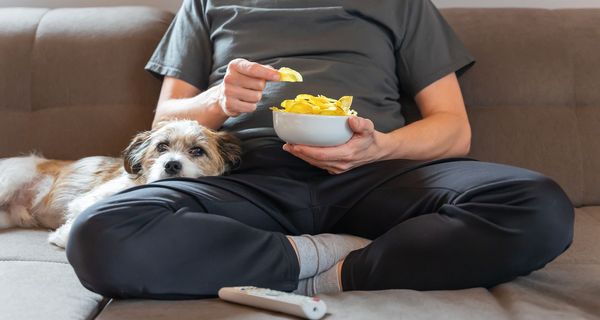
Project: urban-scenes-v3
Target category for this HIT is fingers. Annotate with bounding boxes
[282,118,380,174]
[229,58,280,81]
[223,85,263,103]
[223,71,267,91]
[221,58,276,116]
[283,144,354,174]
[220,96,257,116]
[349,116,375,135]
[285,144,352,162]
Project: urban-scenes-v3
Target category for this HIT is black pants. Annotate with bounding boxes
[66,144,574,299]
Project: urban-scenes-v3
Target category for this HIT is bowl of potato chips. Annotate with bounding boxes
[271,94,357,147]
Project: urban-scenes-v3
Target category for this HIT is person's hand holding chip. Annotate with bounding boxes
[283,116,390,174]
[218,58,280,117]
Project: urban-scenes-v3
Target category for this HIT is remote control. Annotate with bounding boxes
[218,286,327,320]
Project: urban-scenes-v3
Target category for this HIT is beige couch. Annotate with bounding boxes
[1,6,599,320]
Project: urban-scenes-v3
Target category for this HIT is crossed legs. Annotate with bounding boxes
[66,159,574,298]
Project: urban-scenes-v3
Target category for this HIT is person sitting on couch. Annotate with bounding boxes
[66,0,574,298]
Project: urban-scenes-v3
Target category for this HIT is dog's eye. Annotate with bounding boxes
[156,142,169,153]
[189,147,205,157]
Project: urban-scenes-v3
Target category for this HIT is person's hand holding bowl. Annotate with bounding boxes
[281,115,387,175]
[272,92,388,175]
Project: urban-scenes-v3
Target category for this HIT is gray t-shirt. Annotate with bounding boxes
[146,0,474,141]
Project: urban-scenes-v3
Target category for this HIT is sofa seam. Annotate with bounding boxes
[29,8,50,113]
[87,297,112,320]
[0,258,69,265]
[555,10,586,206]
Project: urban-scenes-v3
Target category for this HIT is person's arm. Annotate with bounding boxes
[152,59,280,129]
[379,72,471,160]
[283,72,471,174]
[153,76,223,129]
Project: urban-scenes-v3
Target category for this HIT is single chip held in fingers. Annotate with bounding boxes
[278,67,303,82]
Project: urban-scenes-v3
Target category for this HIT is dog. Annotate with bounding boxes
[0,120,241,248]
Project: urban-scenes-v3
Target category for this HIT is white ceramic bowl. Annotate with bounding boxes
[273,111,353,147]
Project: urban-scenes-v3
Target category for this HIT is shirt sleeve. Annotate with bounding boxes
[395,0,475,97]
[145,0,212,90]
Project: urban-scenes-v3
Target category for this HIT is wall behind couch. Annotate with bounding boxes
[1,0,600,12]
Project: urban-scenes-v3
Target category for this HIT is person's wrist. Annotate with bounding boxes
[372,131,396,162]
[202,85,230,121]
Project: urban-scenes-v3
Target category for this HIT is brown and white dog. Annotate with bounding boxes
[0,120,240,248]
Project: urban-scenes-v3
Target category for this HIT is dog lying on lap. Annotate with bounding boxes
[0,120,241,248]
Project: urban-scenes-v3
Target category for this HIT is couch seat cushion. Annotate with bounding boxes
[0,228,67,263]
[0,229,106,320]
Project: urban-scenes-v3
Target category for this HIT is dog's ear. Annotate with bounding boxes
[122,130,152,175]
[216,131,241,171]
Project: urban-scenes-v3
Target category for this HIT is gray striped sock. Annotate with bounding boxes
[289,233,371,280]
[293,262,342,297]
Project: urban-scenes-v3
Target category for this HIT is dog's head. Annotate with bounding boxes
[122,120,241,182]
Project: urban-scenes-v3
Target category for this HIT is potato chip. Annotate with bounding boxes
[278,67,303,82]
[271,94,358,116]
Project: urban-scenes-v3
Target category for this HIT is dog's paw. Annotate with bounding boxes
[0,210,14,229]
[48,225,70,249]
[67,197,93,219]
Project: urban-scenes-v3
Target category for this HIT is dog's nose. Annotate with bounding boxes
[164,161,182,175]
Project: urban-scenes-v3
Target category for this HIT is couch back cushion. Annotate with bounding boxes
[0,7,173,159]
[441,9,600,207]
[0,7,598,206]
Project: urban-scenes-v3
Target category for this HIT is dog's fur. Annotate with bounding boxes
[0,120,240,248]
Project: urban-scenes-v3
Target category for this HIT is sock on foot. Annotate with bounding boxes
[294,261,342,297]
[288,233,371,279]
